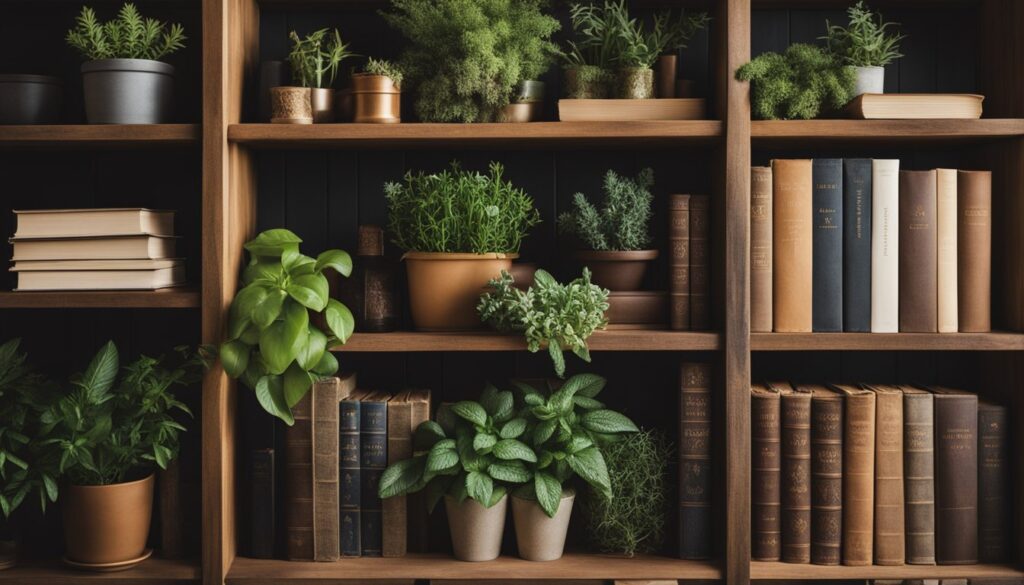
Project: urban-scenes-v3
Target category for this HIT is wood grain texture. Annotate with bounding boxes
[751,332,1024,351]
[331,331,721,352]
[0,125,200,147]
[0,289,200,308]
[0,559,199,584]
[750,560,1024,580]
[751,119,1024,145]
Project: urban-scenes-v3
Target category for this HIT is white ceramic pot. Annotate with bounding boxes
[512,490,575,561]
[853,66,885,96]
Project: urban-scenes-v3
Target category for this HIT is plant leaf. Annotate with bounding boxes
[487,461,531,483]
[324,299,355,344]
[492,439,537,462]
[219,339,250,379]
[315,249,353,277]
[255,375,294,425]
[473,433,497,453]
[296,327,327,371]
[310,350,338,376]
[282,363,313,407]
[258,300,308,375]
[533,419,557,445]
[378,456,425,499]
[287,273,330,312]
[251,288,287,329]
[413,421,447,451]
[426,445,459,473]
[244,228,302,257]
[499,418,528,439]
[78,341,119,397]
[465,470,493,506]
[581,410,639,434]
[451,401,487,427]
[567,446,612,499]
[563,372,606,398]
[533,471,562,517]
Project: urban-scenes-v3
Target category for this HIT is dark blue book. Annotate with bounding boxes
[843,159,872,332]
[339,392,364,557]
[360,391,390,557]
[812,159,843,332]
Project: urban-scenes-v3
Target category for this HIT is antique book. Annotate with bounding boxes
[751,383,782,561]
[248,449,275,559]
[957,170,992,332]
[812,159,843,332]
[679,362,712,559]
[936,169,959,333]
[845,93,983,119]
[843,159,872,332]
[869,385,905,565]
[360,391,391,557]
[340,389,368,557]
[871,160,900,332]
[9,234,178,261]
[668,194,691,330]
[901,386,936,565]
[751,167,773,332]
[978,401,1008,562]
[899,170,938,332]
[808,385,842,565]
[382,389,430,557]
[13,207,175,237]
[312,375,356,561]
[285,392,315,561]
[780,384,811,563]
[772,159,813,332]
[558,98,707,121]
[931,387,978,564]
[834,384,875,566]
[689,195,711,330]
[14,264,185,291]
[406,389,432,553]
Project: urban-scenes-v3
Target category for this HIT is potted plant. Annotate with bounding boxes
[219,228,355,423]
[651,10,710,98]
[0,75,62,125]
[498,80,546,123]
[557,168,658,291]
[822,1,904,96]
[735,44,856,120]
[41,342,206,570]
[478,269,609,378]
[385,162,541,330]
[606,0,659,99]
[383,0,559,122]
[378,386,534,561]
[558,3,616,99]
[276,28,354,124]
[66,3,185,124]
[511,374,638,561]
[352,58,402,124]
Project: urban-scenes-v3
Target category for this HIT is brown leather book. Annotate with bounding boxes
[751,383,782,561]
[405,390,432,553]
[780,384,811,563]
[312,375,353,561]
[869,385,905,565]
[678,362,712,559]
[931,387,978,564]
[808,385,842,566]
[383,388,431,557]
[833,384,875,566]
[978,401,1008,562]
[668,194,691,330]
[689,195,711,331]
[286,391,315,561]
[751,167,773,332]
[772,159,812,332]
[899,170,938,332]
[901,386,936,565]
[957,170,992,332]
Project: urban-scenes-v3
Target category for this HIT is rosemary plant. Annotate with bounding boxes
[288,28,354,89]
[822,1,905,67]
[66,3,186,61]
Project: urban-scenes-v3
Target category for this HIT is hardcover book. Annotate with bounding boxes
[751,383,782,561]
[833,384,876,566]
[899,170,938,332]
[772,159,813,332]
[978,401,1008,562]
[13,207,175,238]
[931,387,978,564]
[668,194,691,330]
[957,170,992,332]
[871,160,900,332]
[869,385,905,565]
[383,389,431,558]
[248,449,275,559]
[312,374,356,561]
[689,195,711,330]
[936,169,958,333]
[360,391,391,557]
[679,363,712,560]
[751,167,773,333]
[780,384,811,563]
[285,392,314,561]
[901,386,936,565]
[812,159,843,332]
[843,159,872,332]
[809,385,842,565]
[340,390,368,557]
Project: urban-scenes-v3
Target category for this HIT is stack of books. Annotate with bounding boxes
[668,195,712,330]
[9,208,184,291]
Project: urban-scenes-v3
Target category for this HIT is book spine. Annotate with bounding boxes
[407,397,431,553]
[978,403,1008,562]
[312,380,340,561]
[285,393,314,561]
[340,400,362,557]
[899,170,938,332]
[843,392,876,566]
[874,391,905,565]
[751,167,773,333]
[668,194,691,330]
[936,169,958,333]
[383,400,413,558]
[158,460,183,559]
[772,159,813,332]
[871,160,900,332]
[957,170,992,332]
[751,391,781,561]
[689,195,711,330]
[361,400,388,557]
[903,393,936,565]
[843,158,872,332]
[810,395,842,565]
[812,159,843,332]
[781,391,811,563]
[678,363,712,559]
[934,394,978,564]
[249,449,276,559]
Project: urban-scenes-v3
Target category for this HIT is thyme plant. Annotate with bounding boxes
[822,2,905,67]
[736,44,856,120]
[364,57,404,88]
[66,3,186,61]
[557,168,655,251]
[288,29,354,89]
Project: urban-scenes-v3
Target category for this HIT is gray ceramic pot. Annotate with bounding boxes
[445,494,507,562]
[515,80,545,103]
[0,75,62,124]
[82,59,174,124]
[853,65,885,96]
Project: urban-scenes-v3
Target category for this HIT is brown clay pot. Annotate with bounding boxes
[572,249,659,291]
[445,494,508,562]
[615,67,654,99]
[310,87,335,123]
[62,474,154,568]
[656,54,677,98]
[404,252,516,331]
[512,490,575,561]
[270,86,312,124]
[352,74,400,123]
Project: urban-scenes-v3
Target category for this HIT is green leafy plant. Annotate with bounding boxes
[608,1,710,69]
[288,28,354,89]
[66,3,186,61]
[559,2,620,69]
[382,0,560,122]
[557,168,655,251]
[363,57,404,88]
[219,229,355,424]
[581,428,670,556]
[650,9,710,55]
[822,2,904,67]
[513,373,639,517]
[477,269,609,377]
[735,44,856,120]
[385,162,541,254]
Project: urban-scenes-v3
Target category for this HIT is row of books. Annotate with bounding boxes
[668,195,711,330]
[9,208,184,290]
[751,383,1008,566]
[751,161,992,333]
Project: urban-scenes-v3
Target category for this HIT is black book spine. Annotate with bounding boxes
[360,400,387,557]
[978,403,1009,562]
[249,449,275,559]
[843,158,872,332]
[813,159,844,332]
[340,400,362,557]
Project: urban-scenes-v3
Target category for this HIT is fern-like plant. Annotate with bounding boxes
[363,57,404,88]
[557,168,655,251]
[66,3,186,61]
[735,44,856,120]
[288,29,354,89]
[822,2,905,67]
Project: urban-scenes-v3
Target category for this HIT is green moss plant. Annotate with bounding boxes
[735,43,856,120]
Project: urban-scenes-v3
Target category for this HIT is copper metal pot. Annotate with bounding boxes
[352,74,400,123]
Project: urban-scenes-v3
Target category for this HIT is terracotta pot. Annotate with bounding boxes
[445,494,507,562]
[404,252,516,331]
[352,74,400,123]
[512,490,575,561]
[310,87,335,123]
[615,68,654,99]
[606,291,669,328]
[563,65,611,99]
[335,88,354,122]
[62,474,154,568]
[572,249,659,291]
[270,86,311,124]
[656,54,677,98]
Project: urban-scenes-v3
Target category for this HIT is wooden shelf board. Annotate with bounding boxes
[751,119,1024,145]
[0,124,200,147]
[0,289,201,309]
[333,330,721,352]
[751,560,1024,580]
[228,121,723,149]
[751,331,1024,351]
[227,554,722,583]
[0,558,199,584]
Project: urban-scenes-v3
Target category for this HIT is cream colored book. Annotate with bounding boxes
[13,208,174,237]
[11,258,183,271]
[846,94,983,119]
[10,235,177,261]
[15,265,185,291]
[870,160,900,333]
[936,169,959,333]
[558,98,706,121]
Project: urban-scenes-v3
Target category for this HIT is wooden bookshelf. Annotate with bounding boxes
[0,289,201,309]
[751,332,1024,351]
[0,124,200,147]
[333,330,722,352]
[751,119,1024,145]
[751,561,1024,580]
[0,558,200,584]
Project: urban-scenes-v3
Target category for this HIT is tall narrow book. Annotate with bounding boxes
[957,170,992,332]
[382,389,431,558]
[834,384,875,566]
[772,159,813,332]
[248,449,275,559]
[285,392,314,561]
[679,362,712,560]
[751,383,782,561]
[809,385,842,565]
[871,160,900,332]
[340,390,368,557]
[843,159,872,332]
[406,389,432,553]
[312,374,356,561]
[689,195,711,330]
[899,170,938,332]
[812,159,843,332]
[751,167,773,333]
[936,169,958,333]
[869,385,905,566]
[13,208,175,237]
[931,387,978,564]
[978,401,1008,562]
[360,391,390,557]
[668,194,691,330]
[780,384,811,563]
[901,386,936,565]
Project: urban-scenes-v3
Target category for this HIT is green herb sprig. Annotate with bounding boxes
[288,28,355,89]
[558,168,655,252]
[822,1,905,67]
[66,3,186,61]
